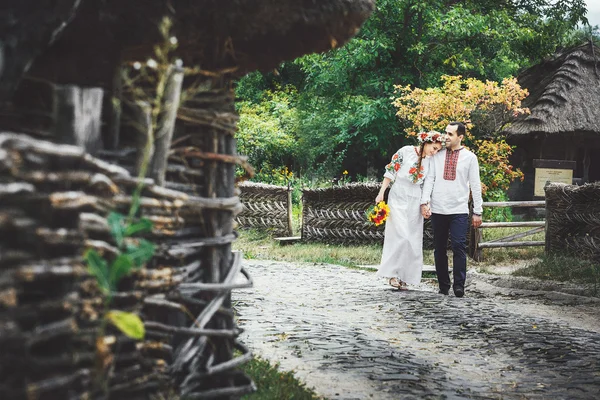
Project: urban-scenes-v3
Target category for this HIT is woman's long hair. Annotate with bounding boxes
[414,142,426,182]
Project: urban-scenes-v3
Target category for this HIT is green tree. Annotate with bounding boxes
[236,0,589,181]
[235,86,299,182]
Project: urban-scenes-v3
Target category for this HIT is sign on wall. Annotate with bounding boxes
[533,159,576,197]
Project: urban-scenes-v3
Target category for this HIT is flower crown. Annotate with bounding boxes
[417,130,445,144]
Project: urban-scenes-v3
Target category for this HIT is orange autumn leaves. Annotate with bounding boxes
[392,75,530,138]
[392,75,528,198]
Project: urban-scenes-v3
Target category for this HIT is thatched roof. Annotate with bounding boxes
[504,42,600,140]
[0,0,374,102]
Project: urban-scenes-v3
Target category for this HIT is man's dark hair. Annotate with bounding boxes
[449,121,466,136]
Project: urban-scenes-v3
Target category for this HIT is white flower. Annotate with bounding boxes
[147,59,158,69]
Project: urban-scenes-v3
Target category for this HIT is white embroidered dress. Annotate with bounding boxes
[376,145,430,285]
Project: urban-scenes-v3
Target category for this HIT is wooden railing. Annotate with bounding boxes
[470,201,546,261]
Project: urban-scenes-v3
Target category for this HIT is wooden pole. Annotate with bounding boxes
[482,201,546,207]
[131,101,153,177]
[480,221,545,228]
[287,184,294,236]
[478,241,545,249]
[53,84,104,153]
[149,65,184,186]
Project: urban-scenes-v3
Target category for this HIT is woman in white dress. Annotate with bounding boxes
[375,131,445,289]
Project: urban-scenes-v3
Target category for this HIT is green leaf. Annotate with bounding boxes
[105,310,145,340]
[109,254,134,289]
[108,212,126,248]
[124,218,153,237]
[84,249,110,294]
[125,239,155,268]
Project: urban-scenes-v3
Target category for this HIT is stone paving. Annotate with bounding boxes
[233,259,600,400]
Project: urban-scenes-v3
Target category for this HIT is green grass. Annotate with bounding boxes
[471,226,546,266]
[241,356,322,400]
[233,228,385,268]
[513,254,600,287]
[235,226,542,269]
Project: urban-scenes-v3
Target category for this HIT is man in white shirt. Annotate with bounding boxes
[420,122,483,297]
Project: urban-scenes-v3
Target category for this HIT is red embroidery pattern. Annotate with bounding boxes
[408,164,425,183]
[443,148,462,180]
[385,150,403,176]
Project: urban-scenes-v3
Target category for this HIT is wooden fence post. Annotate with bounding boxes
[287,184,294,236]
[130,100,153,177]
[149,65,184,186]
[53,85,104,153]
[469,226,483,262]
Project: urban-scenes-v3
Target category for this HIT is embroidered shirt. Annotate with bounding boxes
[443,147,463,180]
[384,146,429,185]
[420,148,483,215]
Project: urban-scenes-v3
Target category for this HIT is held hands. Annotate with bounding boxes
[472,214,482,228]
[420,204,432,219]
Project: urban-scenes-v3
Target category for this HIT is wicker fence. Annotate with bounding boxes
[301,183,434,246]
[0,133,254,399]
[545,182,600,261]
[236,182,293,237]
[302,183,383,243]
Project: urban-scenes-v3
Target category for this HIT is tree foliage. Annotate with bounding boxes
[234,0,590,181]
[393,74,527,220]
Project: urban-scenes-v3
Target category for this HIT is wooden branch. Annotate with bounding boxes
[144,321,241,338]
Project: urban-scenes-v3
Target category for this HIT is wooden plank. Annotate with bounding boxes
[480,221,545,228]
[422,264,448,273]
[482,201,545,208]
[357,264,446,273]
[274,236,302,245]
[478,241,545,249]
[487,226,545,243]
[54,85,104,153]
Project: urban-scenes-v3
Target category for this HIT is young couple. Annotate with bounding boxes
[375,122,483,297]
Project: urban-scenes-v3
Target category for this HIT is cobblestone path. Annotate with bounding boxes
[234,260,600,400]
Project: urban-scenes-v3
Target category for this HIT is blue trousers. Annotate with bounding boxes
[431,213,469,291]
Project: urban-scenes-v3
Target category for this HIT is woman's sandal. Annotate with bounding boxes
[389,277,408,290]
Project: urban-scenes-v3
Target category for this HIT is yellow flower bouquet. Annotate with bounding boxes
[366,201,390,226]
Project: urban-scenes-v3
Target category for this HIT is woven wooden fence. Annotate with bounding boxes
[0,132,254,399]
[301,183,434,246]
[545,182,600,260]
[302,183,383,243]
[236,182,293,237]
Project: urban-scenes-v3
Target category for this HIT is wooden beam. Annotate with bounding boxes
[480,221,545,228]
[482,201,545,208]
[487,226,545,243]
[478,241,545,249]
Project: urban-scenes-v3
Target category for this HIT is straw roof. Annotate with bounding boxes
[0,0,375,102]
[504,42,600,139]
